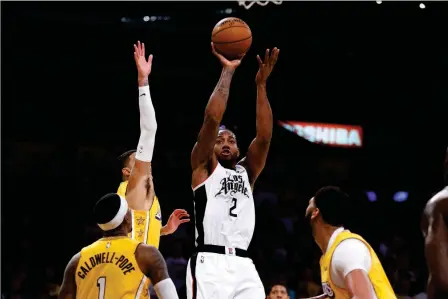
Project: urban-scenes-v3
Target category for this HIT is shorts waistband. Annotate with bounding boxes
[196,244,248,258]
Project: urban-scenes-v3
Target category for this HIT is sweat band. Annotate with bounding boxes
[97,196,128,231]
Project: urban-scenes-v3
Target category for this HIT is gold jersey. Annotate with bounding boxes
[320,230,396,299]
[117,181,162,249]
[75,236,149,299]
[117,180,163,294]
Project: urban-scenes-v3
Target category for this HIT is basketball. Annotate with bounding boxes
[211,17,252,60]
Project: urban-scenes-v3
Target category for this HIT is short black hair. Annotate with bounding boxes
[218,126,237,140]
[267,282,288,294]
[117,149,136,168]
[93,193,122,225]
[314,186,350,227]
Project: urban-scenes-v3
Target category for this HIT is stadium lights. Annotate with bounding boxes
[366,191,377,202]
[393,191,409,203]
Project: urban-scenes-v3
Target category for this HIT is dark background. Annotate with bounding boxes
[2,1,448,298]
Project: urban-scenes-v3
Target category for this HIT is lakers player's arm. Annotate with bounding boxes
[135,244,179,299]
[332,240,375,299]
[58,252,80,299]
[191,66,236,187]
[423,196,448,293]
[126,41,157,210]
[240,48,279,186]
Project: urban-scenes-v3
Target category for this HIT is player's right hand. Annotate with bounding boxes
[134,40,153,80]
[211,42,243,69]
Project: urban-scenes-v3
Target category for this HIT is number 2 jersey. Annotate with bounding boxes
[192,163,255,250]
[75,236,149,299]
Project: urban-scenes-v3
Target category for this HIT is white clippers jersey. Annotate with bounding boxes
[192,163,255,250]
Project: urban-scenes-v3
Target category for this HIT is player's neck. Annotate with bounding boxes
[315,225,339,254]
[103,230,128,238]
[220,160,237,170]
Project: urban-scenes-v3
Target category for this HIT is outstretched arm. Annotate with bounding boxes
[191,43,243,188]
[136,244,179,299]
[126,41,157,210]
[423,194,448,295]
[242,48,279,186]
[58,253,80,299]
[160,209,190,236]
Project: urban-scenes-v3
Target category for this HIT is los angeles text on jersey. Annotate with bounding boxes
[77,252,136,279]
[215,172,249,198]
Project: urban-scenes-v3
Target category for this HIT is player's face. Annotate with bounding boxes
[305,197,319,232]
[268,285,289,299]
[214,130,239,162]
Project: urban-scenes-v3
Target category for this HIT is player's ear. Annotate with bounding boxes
[122,167,131,177]
[236,147,240,158]
[311,208,320,220]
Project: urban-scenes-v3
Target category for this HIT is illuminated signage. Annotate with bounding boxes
[278,121,363,148]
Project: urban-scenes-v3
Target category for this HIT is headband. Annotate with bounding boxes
[97,196,129,231]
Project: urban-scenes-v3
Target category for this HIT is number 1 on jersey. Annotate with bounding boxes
[97,276,106,299]
[229,198,237,217]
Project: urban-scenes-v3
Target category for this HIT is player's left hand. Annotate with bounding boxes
[255,47,280,84]
[164,209,190,235]
[134,40,153,80]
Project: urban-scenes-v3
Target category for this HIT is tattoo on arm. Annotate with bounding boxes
[191,67,235,169]
[138,77,149,87]
[145,246,169,285]
[215,68,234,97]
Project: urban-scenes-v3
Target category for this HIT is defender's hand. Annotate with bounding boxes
[255,47,280,84]
[211,42,244,70]
[163,209,190,235]
[134,40,153,80]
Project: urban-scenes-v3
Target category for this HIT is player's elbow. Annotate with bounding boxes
[141,118,158,134]
[145,246,170,285]
[255,134,272,145]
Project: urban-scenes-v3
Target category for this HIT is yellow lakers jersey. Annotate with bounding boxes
[117,181,162,248]
[117,180,162,293]
[75,237,149,299]
[320,230,396,299]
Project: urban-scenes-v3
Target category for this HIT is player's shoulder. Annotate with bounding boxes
[66,252,81,273]
[424,187,448,214]
[135,243,162,262]
[336,238,369,255]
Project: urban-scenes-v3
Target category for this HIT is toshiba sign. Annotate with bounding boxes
[279,121,363,148]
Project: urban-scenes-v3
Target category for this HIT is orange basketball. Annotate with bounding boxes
[211,17,252,60]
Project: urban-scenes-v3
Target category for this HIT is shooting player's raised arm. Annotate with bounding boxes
[191,43,243,187]
[126,41,157,210]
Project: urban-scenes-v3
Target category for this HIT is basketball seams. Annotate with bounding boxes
[212,35,252,45]
[212,25,251,38]
[211,17,252,59]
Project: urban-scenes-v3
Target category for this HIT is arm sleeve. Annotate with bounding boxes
[330,239,372,288]
[135,85,157,162]
[154,278,179,299]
